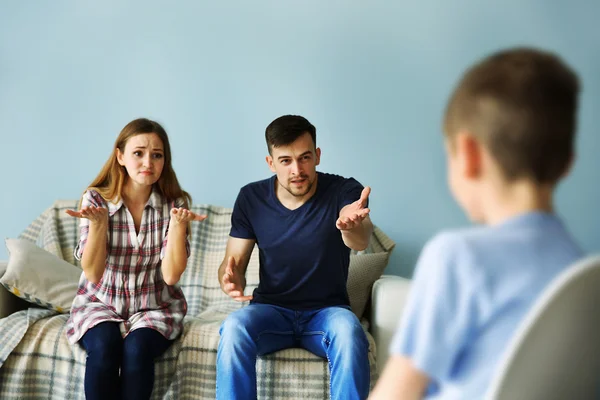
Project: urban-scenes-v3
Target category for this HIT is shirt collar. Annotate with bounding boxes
[147,187,163,211]
[106,186,163,216]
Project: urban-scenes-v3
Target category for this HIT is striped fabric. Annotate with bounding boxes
[0,199,394,399]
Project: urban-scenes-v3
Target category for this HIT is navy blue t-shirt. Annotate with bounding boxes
[230,172,365,310]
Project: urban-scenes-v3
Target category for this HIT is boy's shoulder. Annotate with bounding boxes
[421,225,492,261]
[418,213,579,285]
[425,212,575,255]
[415,225,501,285]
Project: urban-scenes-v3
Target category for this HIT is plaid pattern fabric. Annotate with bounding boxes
[0,308,56,367]
[0,199,386,399]
[66,189,188,344]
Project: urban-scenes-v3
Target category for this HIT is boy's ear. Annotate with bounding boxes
[561,151,575,179]
[457,132,482,179]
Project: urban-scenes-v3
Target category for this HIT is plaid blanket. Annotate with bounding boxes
[0,200,384,399]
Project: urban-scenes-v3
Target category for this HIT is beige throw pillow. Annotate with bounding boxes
[0,238,82,313]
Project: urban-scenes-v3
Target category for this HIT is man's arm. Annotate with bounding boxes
[337,186,373,251]
[340,214,373,251]
[368,355,429,400]
[218,236,256,301]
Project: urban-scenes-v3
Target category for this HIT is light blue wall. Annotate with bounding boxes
[1,1,598,276]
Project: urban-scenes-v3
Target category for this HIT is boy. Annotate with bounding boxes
[369,47,583,399]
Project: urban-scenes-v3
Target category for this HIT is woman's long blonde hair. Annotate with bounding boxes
[83,118,192,209]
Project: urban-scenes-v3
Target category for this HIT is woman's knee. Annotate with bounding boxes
[82,323,123,365]
[124,329,170,361]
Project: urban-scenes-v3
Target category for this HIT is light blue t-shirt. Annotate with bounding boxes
[390,212,583,399]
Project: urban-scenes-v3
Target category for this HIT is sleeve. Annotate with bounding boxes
[229,188,256,239]
[160,197,191,260]
[338,177,367,210]
[74,190,102,261]
[389,232,479,389]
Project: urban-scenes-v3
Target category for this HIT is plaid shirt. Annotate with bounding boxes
[66,188,189,344]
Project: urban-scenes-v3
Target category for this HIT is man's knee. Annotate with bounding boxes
[219,307,255,342]
[329,310,368,349]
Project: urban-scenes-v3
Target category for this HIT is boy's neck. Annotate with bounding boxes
[482,179,555,225]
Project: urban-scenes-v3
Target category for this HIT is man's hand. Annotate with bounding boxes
[336,186,371,231]
[222,256,253,302]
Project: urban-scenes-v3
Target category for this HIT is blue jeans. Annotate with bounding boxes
[216,303,370,400]
[79,322,172,400]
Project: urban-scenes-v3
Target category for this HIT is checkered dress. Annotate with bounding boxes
[65,188,189,344]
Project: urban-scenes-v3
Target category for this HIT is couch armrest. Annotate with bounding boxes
[370,274,411,372]
[0,261,31,318]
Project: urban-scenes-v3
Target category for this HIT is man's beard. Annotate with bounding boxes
[284,175,313,197]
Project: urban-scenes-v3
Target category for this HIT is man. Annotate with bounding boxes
[216,115,373,400]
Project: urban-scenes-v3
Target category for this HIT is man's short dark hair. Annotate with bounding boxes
[444,47,580,184]
[265,115,317,154]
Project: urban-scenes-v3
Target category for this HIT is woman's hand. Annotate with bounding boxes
[66,206,108,224]
[169,208,207,226]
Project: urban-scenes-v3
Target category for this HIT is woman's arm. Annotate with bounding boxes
[161,207,207,285]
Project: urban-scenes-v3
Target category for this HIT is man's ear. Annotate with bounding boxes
[266,155,276,173]
[315,147,321,166]
[456,132,482,179]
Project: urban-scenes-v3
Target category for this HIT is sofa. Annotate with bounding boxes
[0,200,409,399]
